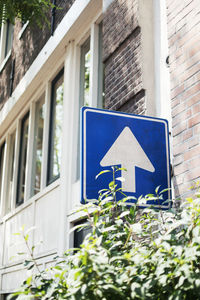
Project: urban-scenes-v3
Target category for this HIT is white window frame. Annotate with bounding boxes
[0,20,13,70]
[57,14,103,253]
[0,63,65,218]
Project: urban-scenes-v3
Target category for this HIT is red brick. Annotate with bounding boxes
[173,143,187,156]
[182,128,193,141]
[184,145,200,161]
[194,123,200,134]
[192,103,200,114]
[187,93,200,107]
[171,84,185,99]
[174,162,188,176]
[182,83,200,102]
[184,167,200,182]
[173,121,187,136]
[188,115,200,128]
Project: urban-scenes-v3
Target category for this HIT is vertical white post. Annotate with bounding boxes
[0,22,6,64]
[0,139,7,217]
[89,23,99,107]
[25,102,35,200]
[41,83,51,189]
[153,0,171,127]
[58,41,76,255]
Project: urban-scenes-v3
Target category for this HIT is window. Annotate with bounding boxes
[5,20,13,57]
[76,23,103,179]
[0,20,13,64]
[74,220,91,248]
[31,96,45,196]
[5,132,15,214]
[16,113,29,206]
[80,37,91,107]
[0,142,5,205]
[47,69,64,184]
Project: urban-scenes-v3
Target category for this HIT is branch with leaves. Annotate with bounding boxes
[0,0,54,27]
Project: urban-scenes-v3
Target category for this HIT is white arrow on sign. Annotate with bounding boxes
[100,126,155,193]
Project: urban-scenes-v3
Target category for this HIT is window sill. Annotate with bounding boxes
[0,50,11,73]
[0,178,60,224]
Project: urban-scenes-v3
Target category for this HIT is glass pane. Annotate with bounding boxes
[5,132,15,214]
[32,97,45,196]
[5,21,13,57]
[98,22,104,108]
[48,71,64,183]
[17,113,29,205]
[74,220,91,248]
[80,38,90,107]
[0,142,5,205]
[76,38,91,179]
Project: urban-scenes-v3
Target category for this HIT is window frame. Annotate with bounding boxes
[30,95,45,197]
[0,141,6,208]
[4,131,16,214]
[47,68,64,186]
[0,20,13,67]
[16,111,30,207]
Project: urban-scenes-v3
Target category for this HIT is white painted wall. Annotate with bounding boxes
[0,0,103,294]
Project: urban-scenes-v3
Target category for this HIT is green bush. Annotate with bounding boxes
[12,169,200,299]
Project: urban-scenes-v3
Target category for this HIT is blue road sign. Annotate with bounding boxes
[81,107,171,209]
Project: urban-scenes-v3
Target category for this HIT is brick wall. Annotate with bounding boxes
[167,0,200,197]
[0,0,74,109]
[103,0,145,114]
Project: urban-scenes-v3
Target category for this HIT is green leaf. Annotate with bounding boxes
[95,169,111,179]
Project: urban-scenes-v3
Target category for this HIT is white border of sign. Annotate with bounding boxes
[82,107,171,209]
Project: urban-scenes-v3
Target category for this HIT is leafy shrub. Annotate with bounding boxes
[12,169,200,299]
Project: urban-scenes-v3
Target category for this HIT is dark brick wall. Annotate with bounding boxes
[103,0,145,115]
[0,0,75,109]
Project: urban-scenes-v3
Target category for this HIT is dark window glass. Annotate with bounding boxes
[47,69,64,184]
[5,20,13,57]
[16,113,29,206]
[74,220,92,248]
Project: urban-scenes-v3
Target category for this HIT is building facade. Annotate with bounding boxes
[0,0,199,295]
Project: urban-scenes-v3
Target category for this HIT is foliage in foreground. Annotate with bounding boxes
[0,0,53,27]
[12,169,200,299]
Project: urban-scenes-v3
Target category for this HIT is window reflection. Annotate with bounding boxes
[5,20,13,57]
[32,97,45,196]
[5,132,15,213]
[80,37,91,107]
[17,113,29,206]
[48,70,64,184]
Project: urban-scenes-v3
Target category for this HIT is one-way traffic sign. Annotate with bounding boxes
[81,107,171,208]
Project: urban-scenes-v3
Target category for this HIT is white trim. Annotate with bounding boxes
[41,83,51,190]
[11,123,20,212]
[0,141,7,217]
[0,0,102,133]
[25,102,35,200]
[89,23,99,107]
[18,21,29,40]
[82,108,171,209]
[153,0,171,127]
[0,50,11,73]
[58,41,76,254]
[0,22,7,64]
